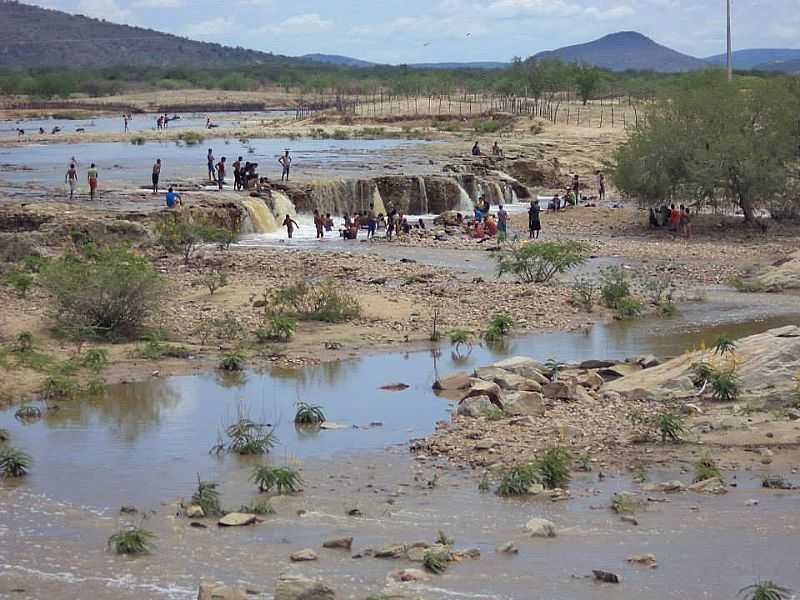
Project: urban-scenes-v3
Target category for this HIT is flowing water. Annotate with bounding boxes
[1,313,799,599]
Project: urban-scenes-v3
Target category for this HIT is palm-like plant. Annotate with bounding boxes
[536,447,572,489]
[219,351,245,372]
[711,369,739,402]
[448,329,473,357]
[191,477,223,517]
[294,402,326,426]
[655,412,686,443]
[250,465,303,494]
[423,549,449,574]
[739,581,793,600]
[107,527,157,555]
[224,418,275,455]
[694,456,722,483]
[0,447,32,477]
[544,357,564,382]
[713,334,737,357]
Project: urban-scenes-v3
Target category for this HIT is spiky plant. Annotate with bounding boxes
[611,492,642,515]
[484,407,506,421]
[107,527,157,555]
[14,405,42,421]
[448,329,473,357]
[713,334,737,357]
[544,358,564,382]
[710,369,739,402]
[423,549,449,575]
[250,465,303,494]
[238,499,276,516]
[654,412,686,443]
[294,402,326,426]
[694,457,722,483]
[496,463,541,497]
[484,314,513,343]
[690,361,714,387]
[191,477,223,517]
[13,331,34,353]
[536,447,572,489]
[0,447,32,478]
[436,529,454,546]
[219,351,245,372]
[224,417,276,455]
[738,581,793,600]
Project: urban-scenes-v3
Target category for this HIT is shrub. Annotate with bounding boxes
[257,315,296,343]
[484,314,513,342]
[690,361,714,387]
[694,457,722,483]
[729,277,764,293]
[194,270,228,296]
[129,136,146,146]
[271,281,361,323]
[496,241,590,284]
[658,302,679,317]
[3,269,34,298]
[710,369,739,402]
[198,311,245,345]
[611,492,643,514]
[222,415,275,455]
[238,499,275,516]
[82,348,109,372]
[599,266,630,308]
[156,218,233,263]
[294,402,326,426]
[571,275,598,311]
[738,581,793,600]
[40,246,163,340]
[536,447,572,489]
[13,331,34,353]
[484,407,506,421]
[713,334,737,357]
[642,275,674,305]
[0,447,32,477]
[615,296,644,319]
[544,358,564,382]
[108,527,156,555]
[448,329,473,356]
[219,351,245,372]
[42,374,80,400]
[19,255,49,273]
[192,478,223,517]
[250,465,303,494]
[654,411,686,443]
[177,131,205,145]
[496,463,541,496]
[423,549,449,574]
[14,405,42,420]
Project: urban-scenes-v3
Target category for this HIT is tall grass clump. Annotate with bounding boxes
[250,465,303,494]
[108,527,157,555]
[270,281,361,323]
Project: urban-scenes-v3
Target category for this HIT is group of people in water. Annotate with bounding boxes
[298,205,425,241]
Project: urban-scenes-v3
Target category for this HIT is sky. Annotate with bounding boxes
[28,0,800,64]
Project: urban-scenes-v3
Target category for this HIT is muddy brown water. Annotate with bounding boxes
[2,313,799,599]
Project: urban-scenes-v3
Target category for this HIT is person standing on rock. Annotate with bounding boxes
[215,157,226,191]
[233,156,242,191]
[65,162,78,201]
[207,149,215,182]
[367,203,377,239]
[152,159,161,194]
[528,199,541,240]
[279,150,292,182]
[87,163,98,201]
[572,173,580,200]
[497,204,508,235]
[283,214,299,239]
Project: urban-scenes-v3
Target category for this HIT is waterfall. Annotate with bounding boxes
[416,176,429,215]
[270,190,297,222]
[241,197,278,233]
[372,185,387,216]
[456,183,474,213]
[310,179,384,216]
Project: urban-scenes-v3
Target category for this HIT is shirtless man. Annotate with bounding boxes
[207,149,215,182]
[152,159,161,194]
[278,150,292,182]
[283,214,299,239]
[215,157,226,191]
[65,163,78,200]
[87,163,98,201]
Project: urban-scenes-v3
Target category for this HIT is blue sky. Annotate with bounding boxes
[30,0,800,63]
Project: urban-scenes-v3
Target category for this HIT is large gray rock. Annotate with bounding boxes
[433,372,471,391]
[503,391,545,417]
[457,395,493,418]
[475,367,542,392]
[542,379,583,401]
[290,548,319,562]
[491,357,547,382]
[525,518,557,538]
[375,543,408,558]
[754,249,800,291]
[218,513,259,527]
[274,574,335,600]
[197,584,248,600]
[462,378,503,406]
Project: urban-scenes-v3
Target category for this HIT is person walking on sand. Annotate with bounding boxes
[279,150,292,182]
[65,162,78,201]
[215,157,226,191]
[87,163,98,201]
[528,199,541,239]
[152,159,161,194]
[283,214,299,239]
[207,149,215,182]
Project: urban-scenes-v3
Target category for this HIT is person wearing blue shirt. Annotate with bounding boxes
[165,186,182,208]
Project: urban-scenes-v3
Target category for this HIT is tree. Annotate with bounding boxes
[574,65,600,105]
[612,72,800,222]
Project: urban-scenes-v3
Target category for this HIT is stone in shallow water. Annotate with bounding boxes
[525,518,557,538]
[218,512,260,527]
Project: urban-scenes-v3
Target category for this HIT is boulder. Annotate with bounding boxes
[433,211,462,227]
[406,546,428,562]
[578,372,605,390]
[474,439,498,451]
[186,505,205,519]
[525,518,557,538]
[388,569,430,583]
[462,379,503,406]
[197,583,248,600]
[218,513,260,527]
[688,477,727,495]
[641,481,686,493]
[322,537,353,550]
[274,574,335,600]
[489,370,543,393]
[457,395,493,418]
[579,359,616,370]
[491,356,547,381]
[503,391,545,417]
[433,372,471,391]
[290,549,319,562]
[637,355,660,369]
[593,570,622,584]
[754,249,800,291]
[628,554,658,568]
[496,541,519,554]
[375,544,407,559]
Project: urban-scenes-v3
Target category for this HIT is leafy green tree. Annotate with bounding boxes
[574,65,600,105]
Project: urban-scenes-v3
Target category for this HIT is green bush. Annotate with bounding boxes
[0,447,32,477]
[738,581,793,600]
[238,499,275,516]
[3,270,34,298]
[81,348,109,372]
[423,549,449,574]
[194,270,228,296]
[571,275,598,311]
[710,369,739,402]
[496,241,590,284]
[658,302,679,317]
[19,255,49,273]
[271,281,361,323]
[108,527,156,555]
[611,491,643,514]
[536,447,572,488]
[694,457,722,483]
[615,296,644,319]
[497,463,541,496]
[294,402,326,425]
[654,412,686,443]
[257,315,297,343]
[156,218,234,263]
[219,351,245,372]
[484,314,513,343]
[599,266,630,308]
[192,478,223,517]
[40,246,163,340]
[250,465,303,494]
[42,374,80,400]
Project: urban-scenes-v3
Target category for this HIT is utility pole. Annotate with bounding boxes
[726,0,733,81]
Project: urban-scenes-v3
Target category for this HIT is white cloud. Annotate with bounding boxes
[77,0,131,22]
[584,5,636,20]
[184,17,236,37]
[260,13,333,34]
[134,0,186,7]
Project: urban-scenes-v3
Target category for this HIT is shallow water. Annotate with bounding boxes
[0,137,426,188]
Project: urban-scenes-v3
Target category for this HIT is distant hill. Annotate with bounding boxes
[752,59,800,74]
[409,61,507,70]
[0,0,288,68]
[704,49,800,71]
[532,31,708,73]
[302,54,376,68]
